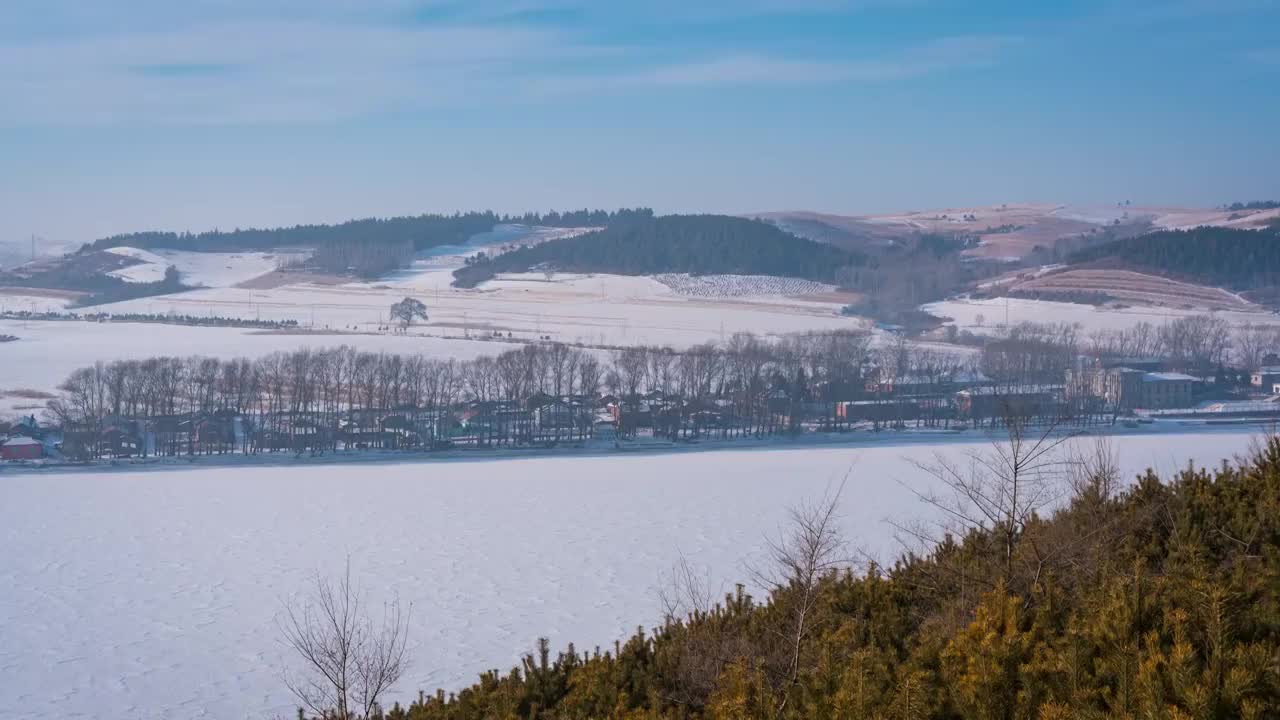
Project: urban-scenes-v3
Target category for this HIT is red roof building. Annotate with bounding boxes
[1,436,42,460]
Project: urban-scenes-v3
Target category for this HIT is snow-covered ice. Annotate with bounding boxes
[0,431,1263,720]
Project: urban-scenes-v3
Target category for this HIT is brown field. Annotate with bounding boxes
[1009,269,1256,311]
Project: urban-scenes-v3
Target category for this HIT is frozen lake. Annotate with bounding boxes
[0,431,1263,719]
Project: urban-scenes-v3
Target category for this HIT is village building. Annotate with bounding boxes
[955,385,1061,422]
[1068,363,1198,411]
[1251,367,1280,389]
[1139,372,1196,409]
[1,436,43,460]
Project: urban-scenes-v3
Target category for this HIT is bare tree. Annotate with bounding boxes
[658,553,719,624]
[906,408,1078,583]
[1066,435,1120,506]
[278,560,411,719]
[1234,323,1280,371]
[752,479,848,718]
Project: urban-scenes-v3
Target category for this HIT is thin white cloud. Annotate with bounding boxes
[0,2,1006,126]
[0,21,597,124]
[1247,47,1280,67]
[528,35,1019,95]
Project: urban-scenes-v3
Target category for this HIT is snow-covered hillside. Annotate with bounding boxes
[104,246,296,287]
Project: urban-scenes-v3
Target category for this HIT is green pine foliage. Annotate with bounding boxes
[78,210,655,278]
[1066,226,1280,291]
[358,437,1280,720]
[82,210,654,255]
[451,215,863,288]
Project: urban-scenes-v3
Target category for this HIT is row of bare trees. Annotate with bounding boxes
[1085,315,1279,372]
[46,330,877,458]
[51,314,1270,461]
[982,315,1280,385]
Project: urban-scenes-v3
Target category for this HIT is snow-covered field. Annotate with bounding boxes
[0,289,77,314]
[84,265,858,349]
[105,247,301,287]
[0,430,1261,720]
[73,222,857,351]
[654,274,837,298]
[925,296,1280,334]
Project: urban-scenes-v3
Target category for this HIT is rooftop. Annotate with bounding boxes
[1142,372,1197,383]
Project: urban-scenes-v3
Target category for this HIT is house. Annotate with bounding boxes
[1251,367,1280,389]
[591,419,618,443]
[1,436,42,460]
[836,399,921,423]
[1139,372,1196,409]
[1067,365,1195,411]
[1099,367,1145,410]
[955,385,1060,421]
[460,403,535,441]
[1099,357,1166,373]
[531,398,588,432]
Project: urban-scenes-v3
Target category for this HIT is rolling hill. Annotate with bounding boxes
[450,214,863,288]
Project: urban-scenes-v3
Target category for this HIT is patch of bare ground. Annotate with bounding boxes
[234,269,351,290]
[1010,269,1257,311]
[965,216,1097,259]
[0,286,89,301]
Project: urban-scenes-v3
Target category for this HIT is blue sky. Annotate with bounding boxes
[2,0,1278,245]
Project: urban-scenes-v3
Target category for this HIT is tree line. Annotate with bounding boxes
[1066,226,1280,291]
[451,215,863,288]
[82,210,654,256]
[42,313,1280,461]
[41,327,1079,461]
[0,309,299,330]
[281,430,1280,720]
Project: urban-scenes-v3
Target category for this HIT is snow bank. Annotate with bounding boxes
[0,431,1260,720]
